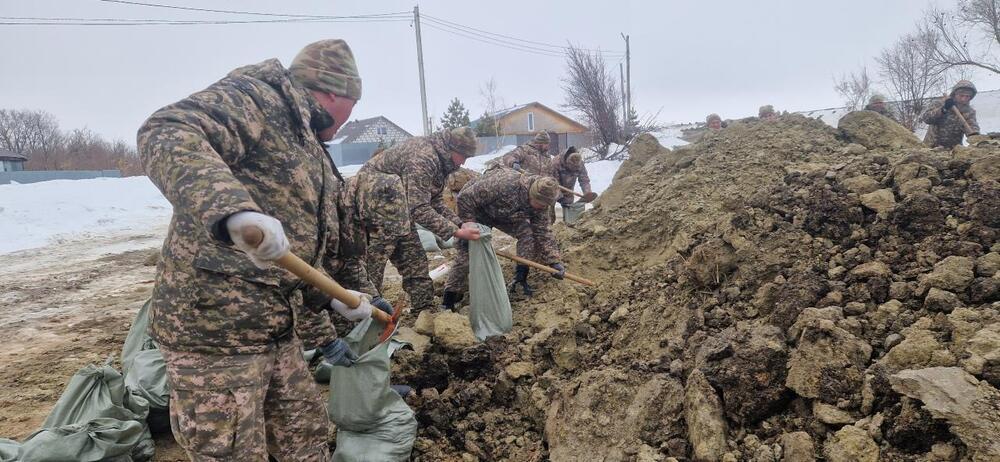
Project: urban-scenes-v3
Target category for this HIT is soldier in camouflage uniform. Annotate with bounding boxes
[138,39,377,461]
[706,113,723,130]
[359,127,482,311]
[550,147,593,208]
[759,105,778,120]
[443,168,565,306]
[923,80,980,149]
[863,94,898,123]
[494,131,552,176]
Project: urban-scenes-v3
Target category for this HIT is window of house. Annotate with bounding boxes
[527,112,535,131]
[376,126,388,135]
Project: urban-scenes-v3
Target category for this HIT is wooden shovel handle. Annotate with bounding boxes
[495,250,595,286]
[241,226,392,324]
[513,166,585,198]
[951,105,976,135]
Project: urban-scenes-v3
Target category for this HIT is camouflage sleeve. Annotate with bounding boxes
[405,154,460,239]
[431,192,462,228]
[967,108,980,133]
[137,82,264,242]
[333,257,379,297]
[529,209,561,264]
[578,164,592,193]
[922,99,947,125]
[295,306,337,351]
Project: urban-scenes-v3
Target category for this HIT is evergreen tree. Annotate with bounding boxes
[440,98,471,130]
[475,111,500,137]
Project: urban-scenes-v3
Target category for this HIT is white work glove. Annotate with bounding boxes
[226,211,290,269]
[330,290,374,322]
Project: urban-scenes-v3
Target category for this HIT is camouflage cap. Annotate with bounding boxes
[289,39,362,100]
[951,79,977,99]
[706,113,722,123]
[869,93,887,104]
[530,131,551,146]
[566,151,584,170]
[439,127,478,157]
[758,105,775,117]
[528,176,560,204]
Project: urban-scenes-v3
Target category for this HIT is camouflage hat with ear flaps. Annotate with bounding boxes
[566,152,584,169]
[759,105,775,117]
[529,176,560,204]
[439,127,478,157]
[531,131,550,146]
[290,39,362,100]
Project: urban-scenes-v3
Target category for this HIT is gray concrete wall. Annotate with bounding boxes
[328,142,380,166]
[0,169,121,185]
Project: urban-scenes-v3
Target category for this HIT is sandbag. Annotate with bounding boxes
[20,418,146,462]
[0,440,19,462]
[121,300,169,410]
[328,319,416,462]
[416,224,453,252]
[562,202,587,224]
[468,224,512,340]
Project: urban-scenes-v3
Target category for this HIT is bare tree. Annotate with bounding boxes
[876,31,948,130]
[561,45,623,157]
[921,1,1000,76]
[834,66,875,111]
[0,109,62,158]
[476,77,505,137]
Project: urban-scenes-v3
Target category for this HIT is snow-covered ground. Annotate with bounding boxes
[0,177,172,255]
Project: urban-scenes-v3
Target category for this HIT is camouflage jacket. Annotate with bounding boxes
[359,136,462,239]
[457,168,561,264]
[922,100,979,149]
[498,144,552,176]
[342,169,411,247]
[550,155,592,205]
[139,59,367,354]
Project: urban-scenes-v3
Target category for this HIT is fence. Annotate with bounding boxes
[328,142,380,166]
[0,170,121,185]
[476,132,596,155]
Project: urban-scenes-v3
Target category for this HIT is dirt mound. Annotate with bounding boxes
[397,114,1000,461]
[838,110,923,151]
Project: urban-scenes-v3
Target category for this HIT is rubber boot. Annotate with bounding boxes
[509,264,534,297]
[441,291,462,311]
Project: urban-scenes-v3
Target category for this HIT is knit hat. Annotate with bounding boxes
[438,127,478,157]
[950,80,977,99]
[530,131,551,146]
[529,176,560,204]
[566,151,584,170]
[290,39,362,100]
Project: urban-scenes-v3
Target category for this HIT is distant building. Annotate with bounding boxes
[0,150,27,172]
[327,116,413,166]
[472,102,592,155]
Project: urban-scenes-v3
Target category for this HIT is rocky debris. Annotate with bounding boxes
[786,319,871,403]
[395,326,430,356]
[813,401,855,425]
[890,367,1000,460]
[841,174,880,195]
[431,311,478,350]
[925,287,962,312]
[922,256,976,293]
[684,369,727,462]
[838,110,923,150]
[976,252,1000,277]
[779,431,816,462]
[859,189,896,216]
[823,425,880,462]
[413,310,435,336]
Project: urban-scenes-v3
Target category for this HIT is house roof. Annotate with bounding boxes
[472,102,588,132]
[329,116,412,144]
[0,149,27,161]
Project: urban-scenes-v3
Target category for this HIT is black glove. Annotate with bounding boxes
[371,296,393,316]
[511,162,522,172]
[550,263,566,280]
[943,98,956,112]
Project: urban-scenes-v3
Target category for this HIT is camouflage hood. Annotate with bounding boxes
[228,59,335,138]
[950,80,977,99]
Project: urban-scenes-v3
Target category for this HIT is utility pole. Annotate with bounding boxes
[621,33,631,115]
[619,62,627,120]
[414,6,430,135]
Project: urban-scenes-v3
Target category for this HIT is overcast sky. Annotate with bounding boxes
[3,0,999,143]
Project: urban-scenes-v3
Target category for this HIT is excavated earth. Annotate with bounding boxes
[400,112,1000,462]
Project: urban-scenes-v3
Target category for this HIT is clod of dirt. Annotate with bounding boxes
[838,110,922,150]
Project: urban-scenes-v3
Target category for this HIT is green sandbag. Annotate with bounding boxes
[20,418,146,462]
[121,300,169,410]
[468,224,512,341]
[416,224,453,252]
[562,202,587,224]
[0,440,19,462]
[328,319,416,462]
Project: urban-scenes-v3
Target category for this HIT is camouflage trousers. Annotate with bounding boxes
[366,222,435,311]
[161,335,329,461]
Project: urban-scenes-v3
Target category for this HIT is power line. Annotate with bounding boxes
[420,21,567,58]
[96,0,410,20]
[0,17,411,26]
[422,13,624,57]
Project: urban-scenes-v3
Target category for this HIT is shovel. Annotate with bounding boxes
[242,226,399,342]
[495,250,595,286]
[950,105,977,136]
[512,166,596,202]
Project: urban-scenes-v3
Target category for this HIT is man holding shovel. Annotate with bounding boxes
[923,80,980,149]
[138,39,375,461]
[443,169,564,308]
